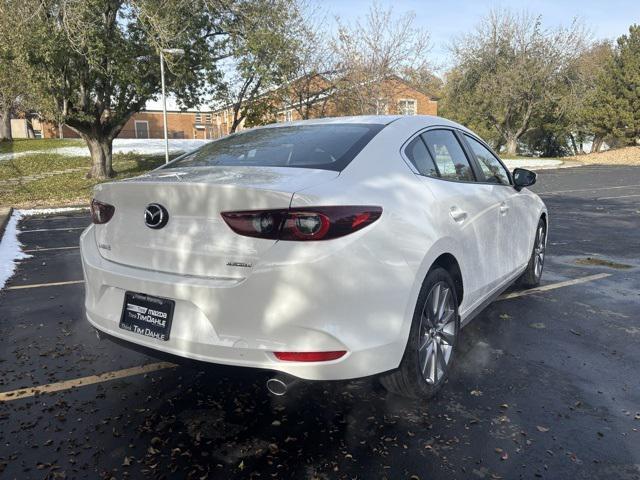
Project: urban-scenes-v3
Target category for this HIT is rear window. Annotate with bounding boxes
[163,124,385,172]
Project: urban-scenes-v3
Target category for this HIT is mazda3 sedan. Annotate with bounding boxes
[80,115,547,399]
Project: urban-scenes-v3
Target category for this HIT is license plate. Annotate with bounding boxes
[119,291,175,341]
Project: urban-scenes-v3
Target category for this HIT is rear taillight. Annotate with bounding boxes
[90,199,115,224]
[221,206,382,241]
[274,351,347,362]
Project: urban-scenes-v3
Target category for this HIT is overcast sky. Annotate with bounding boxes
[318,0,639,69]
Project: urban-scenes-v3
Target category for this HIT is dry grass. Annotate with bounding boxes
[567,146,640,166]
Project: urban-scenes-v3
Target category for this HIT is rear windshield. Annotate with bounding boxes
[163,123,384,172]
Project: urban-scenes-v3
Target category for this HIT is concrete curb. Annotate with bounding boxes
[0,206,13,243]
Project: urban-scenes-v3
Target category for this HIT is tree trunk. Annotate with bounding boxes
[505,136,518,156]
[59,122,64,139]
[26,119,36,139]
[0,108,12,141]
[83,135,115,179]
[591,136,603,153]
[229,108,243,134]
[569,133,578,156]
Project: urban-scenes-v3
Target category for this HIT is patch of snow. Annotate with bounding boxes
[0,211,30,290]
[0,207,90,289]
[0,151,44,161]
[0,139,207,162]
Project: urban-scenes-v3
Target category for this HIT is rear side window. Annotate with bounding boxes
[465,135,511,185]
[404,136,438,177]
[163,124,384,172]
[420,130,475,182]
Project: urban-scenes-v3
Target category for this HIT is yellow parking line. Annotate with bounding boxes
[23,246,80,253]
[6,280,84,290]
[0,362,176,402]
[498,273,611,300]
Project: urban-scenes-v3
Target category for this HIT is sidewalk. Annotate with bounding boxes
[502,158,580,170]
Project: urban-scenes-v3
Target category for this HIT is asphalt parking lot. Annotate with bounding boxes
[1,165,639,480]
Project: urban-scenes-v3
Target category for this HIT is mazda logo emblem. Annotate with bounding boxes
[144,203,169,229]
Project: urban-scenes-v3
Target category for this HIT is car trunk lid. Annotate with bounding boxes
[93,166,338,278]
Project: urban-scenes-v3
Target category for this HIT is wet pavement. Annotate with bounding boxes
[0,165,639,479]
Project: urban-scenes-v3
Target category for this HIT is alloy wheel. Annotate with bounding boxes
[533,224,546,278]
[418,282,457,385]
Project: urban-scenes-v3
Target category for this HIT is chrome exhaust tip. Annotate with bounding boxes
[266,377,288,396]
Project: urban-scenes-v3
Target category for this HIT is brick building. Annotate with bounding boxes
[34,101,219,140]
[211,75,438,138]
[11,76,437,140]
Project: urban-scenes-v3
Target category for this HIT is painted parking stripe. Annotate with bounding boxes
[23,245,80,253]
[20,227,86,233]
[498,273,611,300]
[539,184,640,196]
[596,193,640,201]
[6,280,84,290]
[0,362,176,402]
[0,273,614,400]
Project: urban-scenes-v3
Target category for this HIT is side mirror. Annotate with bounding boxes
[512,168,537,191]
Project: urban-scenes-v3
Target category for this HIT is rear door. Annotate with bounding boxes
[405,128,504,309]
[461,134,531,277]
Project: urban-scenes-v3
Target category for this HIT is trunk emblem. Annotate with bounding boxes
[144,203,169,229]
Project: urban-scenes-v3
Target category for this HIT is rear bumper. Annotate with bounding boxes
[80,225,415,381]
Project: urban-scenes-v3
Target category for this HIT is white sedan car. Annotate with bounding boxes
[80,115,547,399]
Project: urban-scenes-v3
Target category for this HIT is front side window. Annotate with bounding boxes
[398,99,417,115]
[164,124,385,172]
[465,135,511,185]
[420,130,475,182]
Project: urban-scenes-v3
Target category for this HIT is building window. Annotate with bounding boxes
[398,99,417,115]
[205,113,212,124]
[134,120,150,139]
[195,112,202,124]
[278,109,294,123]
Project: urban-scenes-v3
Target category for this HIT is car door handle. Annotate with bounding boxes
[449,206,468,223]
[500,202,509,215]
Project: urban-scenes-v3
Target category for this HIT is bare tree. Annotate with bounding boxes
[277,7,338,120]
[331,3,432,115]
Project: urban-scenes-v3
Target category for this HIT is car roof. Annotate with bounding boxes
[256,115,473,133]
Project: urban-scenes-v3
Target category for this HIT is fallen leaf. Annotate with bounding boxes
[536,426,550,432]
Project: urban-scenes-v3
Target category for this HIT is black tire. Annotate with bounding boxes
[517,217,547,288]
[379,267,460,399]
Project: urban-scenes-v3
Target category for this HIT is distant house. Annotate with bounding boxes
[10,76,437,141]
[210,75,438,139]
[276,75,438,122]
[11,99,218,140]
